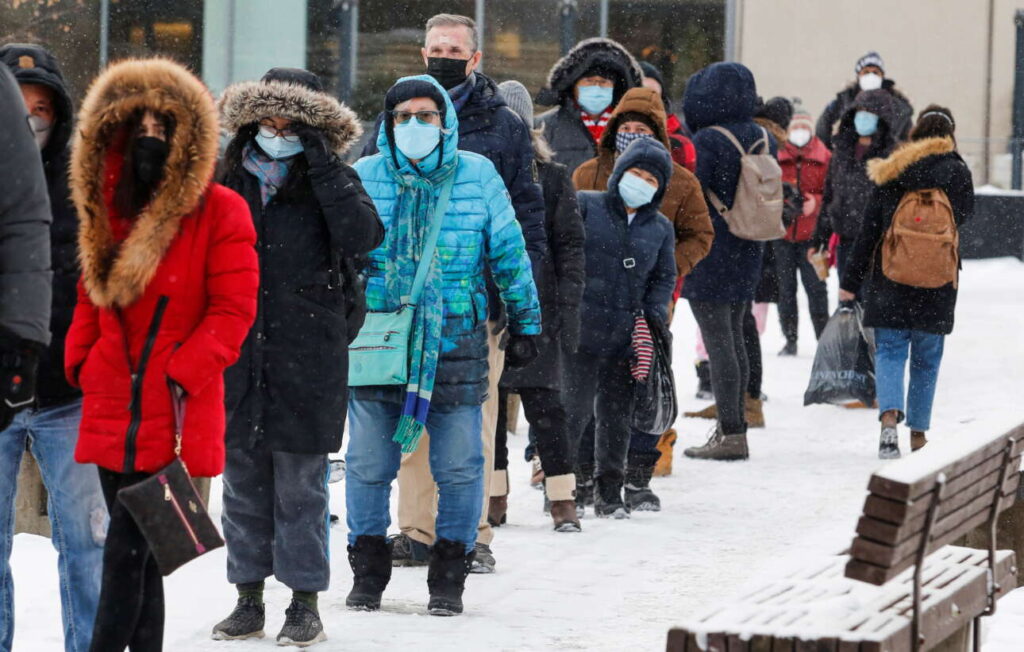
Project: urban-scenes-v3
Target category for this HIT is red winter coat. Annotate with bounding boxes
[779,137,831,242]
[666,113,697,173]
[65,59,258,477]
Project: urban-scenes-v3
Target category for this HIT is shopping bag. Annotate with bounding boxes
[632,312,679,434]
[803,302,876,406]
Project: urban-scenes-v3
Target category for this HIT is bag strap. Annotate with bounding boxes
[709,126,747,156]
[168,380,186,459]
[405,171,455,307]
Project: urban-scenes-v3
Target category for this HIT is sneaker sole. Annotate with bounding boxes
[345,600,381,612]
[628,502,661,512]
[469,564,495,574]
[683,453,749,461]
[212,630,265,641]
[428,607,462,617]
[554,522,582,533]
[276,631,327,647]
[879,449,902,460]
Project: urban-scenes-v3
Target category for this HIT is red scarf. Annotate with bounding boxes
[580,107,613,144]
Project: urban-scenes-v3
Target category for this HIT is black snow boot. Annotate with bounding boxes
[695,360,713,400]
[593,475,629,519]
[427,539,475,616]
[276,596,326,647]
[346,535,392,611]
[574,464,595,518]
[211,593,265,641]
[624,460,661,513]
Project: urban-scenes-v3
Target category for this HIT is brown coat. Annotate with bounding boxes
[572,87,713,276]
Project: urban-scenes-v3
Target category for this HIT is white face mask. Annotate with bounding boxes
[27,114,53,149]
[858,72,883,91]
[788,128,811,148]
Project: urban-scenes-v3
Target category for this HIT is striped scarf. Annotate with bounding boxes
[242,143,292,206]
[581,107,613,144]
[631,314,654,381]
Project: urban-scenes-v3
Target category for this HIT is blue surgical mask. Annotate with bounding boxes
[255,127,304,160]
[577,85,614,116]
[393,119,441,161]
[618,171,658,209]
[854,110,879,137]
[615,131,654,154]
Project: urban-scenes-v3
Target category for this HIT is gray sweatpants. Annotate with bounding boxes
[222,447,330,592]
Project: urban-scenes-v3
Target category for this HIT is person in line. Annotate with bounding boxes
[809,89,899,281]
[775,106,831,356]
[839,106,973,459]
[489,80,585,533]
[572,85,712,511]
[65,58,259,652]
[816,51,913,149]
[638,60,696,173]
[567,137,676,519]
[345,75,540,617]
[0,43,106,652]
[365,13,547,574]
[536,37,644,174]
[211,68,383,646]
[680,63,774,461]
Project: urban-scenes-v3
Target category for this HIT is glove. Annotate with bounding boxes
[0,337,42,431]
[504,335,538,370]
[555,304,581,353]
[292,123,333,169]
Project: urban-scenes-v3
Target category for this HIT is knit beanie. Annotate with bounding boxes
[497,80,534,126]
[789,106,814,132]
[756,96,794,130]
[855,51,885,75]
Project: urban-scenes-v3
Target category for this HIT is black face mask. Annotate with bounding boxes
[132,136,169,188]
[427,56,471,90]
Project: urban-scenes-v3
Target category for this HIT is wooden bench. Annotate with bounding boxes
[667,423,1022,652]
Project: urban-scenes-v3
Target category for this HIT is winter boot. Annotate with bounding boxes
[911,430,928,452]
[346,535,392,611]
[545,473,581,532]
[652,429,677,477]
[593,475,629,519]
[388,533,430,567]
[695,360,714,400]
[469,542,495,574]
[684,403,718,420]
[574,464,595,518]
[778,340,797,356]
[683,426,750,461]
[211,588,265,641]
[530,456,545,489]
[624,461,661,513]
[879,425,901,460]
[488,469,509,527]
[427,539,475,616]
[745,396,765,429]
[276,595,326,647]
[779,316,798,356]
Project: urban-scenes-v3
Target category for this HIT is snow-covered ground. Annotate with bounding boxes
[10,258,1024,651]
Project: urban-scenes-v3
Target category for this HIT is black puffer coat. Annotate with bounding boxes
[501,158,585,390]
[841,137,974,335]
[218,70,384,455]
[816,78,914,149]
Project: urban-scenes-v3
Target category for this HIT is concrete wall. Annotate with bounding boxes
[735,0,1021,186]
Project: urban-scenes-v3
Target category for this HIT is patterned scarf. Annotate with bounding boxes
[581,107,613,144]
[380,152,459,453]
[242,142,292,206]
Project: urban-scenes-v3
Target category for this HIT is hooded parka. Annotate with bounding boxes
[218,68,384,455]
[817,78,913,150]
[65,59,259,477]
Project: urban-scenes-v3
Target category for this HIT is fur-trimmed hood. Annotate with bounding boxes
[71,58,220,309]
[218,79,361,155]
[536,37,643,107]
[868,136,956,186]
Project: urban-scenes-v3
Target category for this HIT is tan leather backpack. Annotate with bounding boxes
[881,188,959,288]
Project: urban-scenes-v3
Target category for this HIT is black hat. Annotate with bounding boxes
[261,67,324,92]
[384,78,447,121]
[756,96,794,130]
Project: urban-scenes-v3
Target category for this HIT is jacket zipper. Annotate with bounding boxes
[160,475,205,553]
[123,295,170,473]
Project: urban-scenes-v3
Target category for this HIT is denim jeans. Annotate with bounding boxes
[874,328,946,432]
[346,399,483,554]
[0,399,106,652]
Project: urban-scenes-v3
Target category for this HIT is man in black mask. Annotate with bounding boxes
[362,13,546,576]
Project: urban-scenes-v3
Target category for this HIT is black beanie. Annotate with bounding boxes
[261,67,324,92]
[756,96,794,130]
[384,79,447,121]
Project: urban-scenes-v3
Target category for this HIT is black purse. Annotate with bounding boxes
[116,383,224,576]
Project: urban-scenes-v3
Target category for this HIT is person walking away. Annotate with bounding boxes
[839,106,972,459]
[775,106,831,356]
[572,86,712,509]
[345,75,540,616]
[680,62,776,461]
[490,80,585,532]
[567,137,676,519]
[0,43,106,652]
[65,58,259,652]
[212,67,383,646]
[536,38,644,174]
[816,51,913,149]
[364,14,546,574]
[638,61,696,173]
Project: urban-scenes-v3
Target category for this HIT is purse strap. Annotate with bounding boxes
[169,381,186,458]
[404,173,455,307]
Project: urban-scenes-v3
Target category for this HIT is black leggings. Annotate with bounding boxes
[495,386,573,477]
[772,240,829,342]
[91,469,164,652]
[743,309,762,399]
[690,301,749,434]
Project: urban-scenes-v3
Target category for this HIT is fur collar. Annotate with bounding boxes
[70,58,219,308]
[218,80,361,155]
[754,117,788,150]
[867,137,955,186]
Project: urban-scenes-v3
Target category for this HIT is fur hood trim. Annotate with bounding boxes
[754,117,788,150]
[867,137,955,186]
[218,80,362,155]
[536,37,643,106]
[71,58,219,309]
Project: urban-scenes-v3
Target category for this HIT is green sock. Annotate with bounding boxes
[237,581,264,602]
[293,590,318,610]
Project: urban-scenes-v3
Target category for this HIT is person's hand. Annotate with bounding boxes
[556,304,581,353]
[838,288,856,303]
[505,335,538,369]
[806,246,819,264]
[292,123,333,168]
[803,194,817,216]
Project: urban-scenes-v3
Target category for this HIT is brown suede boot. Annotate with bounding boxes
[545,474,581,532]
[745,397,765,429]
[684,403,718,420]
[683,426,749,461]
[911,431,928,452]
[652,429,677,477]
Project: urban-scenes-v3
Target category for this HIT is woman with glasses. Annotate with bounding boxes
[212,68,382,647]
[344,75,539,617]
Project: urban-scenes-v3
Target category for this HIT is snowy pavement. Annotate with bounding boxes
[10,258,1024,651]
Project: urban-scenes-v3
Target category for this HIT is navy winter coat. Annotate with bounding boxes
[576,138,676,359]
[680,62,774,304]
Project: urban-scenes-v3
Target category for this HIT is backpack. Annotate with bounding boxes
[705,126,785,241]
[881,188,959,289]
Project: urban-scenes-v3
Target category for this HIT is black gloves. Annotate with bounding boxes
[555,304,581,354]
[293,123,333,169]
[0,333,42,431]
[504,335,538,369]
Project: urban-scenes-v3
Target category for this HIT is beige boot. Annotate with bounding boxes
[683,426,749,461]
[652,429,677,477]
[545,474,581,532]
[745,396,765,429]
[487,470,508,527]
[684,403,718,420]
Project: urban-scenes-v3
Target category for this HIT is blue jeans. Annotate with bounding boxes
[874,328,946,432]
[346,399,483,554]
[0,399,106,652]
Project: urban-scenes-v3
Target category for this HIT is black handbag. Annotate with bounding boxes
[117,383,224,576]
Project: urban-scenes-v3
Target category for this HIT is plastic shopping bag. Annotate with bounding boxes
[803,302,876,406]
[632,312,679,434]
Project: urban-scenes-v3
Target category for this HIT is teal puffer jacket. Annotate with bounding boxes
[352,75,541,406]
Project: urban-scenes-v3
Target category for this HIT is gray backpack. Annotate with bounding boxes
[705,126,785,241]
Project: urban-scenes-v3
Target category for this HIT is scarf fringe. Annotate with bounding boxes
[393,414,426,453]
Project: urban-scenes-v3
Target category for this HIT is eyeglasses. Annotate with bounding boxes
[390,110,442,125]
[258,122,299,142]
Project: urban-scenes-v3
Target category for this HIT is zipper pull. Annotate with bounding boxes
[164,484,172,501]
